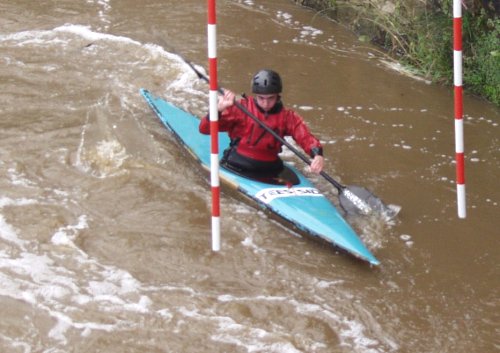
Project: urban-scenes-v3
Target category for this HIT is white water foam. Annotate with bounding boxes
[1,24,196,79]
[0,23,206,346]
[216,293,399,352]
[0,196,151,345]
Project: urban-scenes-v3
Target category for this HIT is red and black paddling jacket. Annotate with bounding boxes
[199,97,323,162]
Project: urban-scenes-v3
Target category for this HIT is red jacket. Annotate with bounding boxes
[199,97,322,162]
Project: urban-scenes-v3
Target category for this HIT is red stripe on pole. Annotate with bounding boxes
[207,0,216,24]
[456,153,465,184]
[210,120,219,154]
[454,85,463,118]
[212,186,220,216]
[453,18,462,50]
[209,58,218,90]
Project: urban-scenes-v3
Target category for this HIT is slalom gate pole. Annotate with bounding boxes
[208,0,221,249]
[453,0,466,218]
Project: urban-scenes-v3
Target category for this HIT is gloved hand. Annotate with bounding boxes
[218,90,235,111]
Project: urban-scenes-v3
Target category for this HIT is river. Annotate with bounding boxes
[0,0,498,352]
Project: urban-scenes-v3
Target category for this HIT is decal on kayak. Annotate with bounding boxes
[255,187,322,204]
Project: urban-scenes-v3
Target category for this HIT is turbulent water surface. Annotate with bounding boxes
[0,0,498,352]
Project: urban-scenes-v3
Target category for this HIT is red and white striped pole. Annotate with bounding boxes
[208,0,221,249]
[453,0,466,218]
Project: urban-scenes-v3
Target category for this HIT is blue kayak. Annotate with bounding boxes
[140,89,380,266]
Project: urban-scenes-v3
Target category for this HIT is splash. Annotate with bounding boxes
[79,139,129,178]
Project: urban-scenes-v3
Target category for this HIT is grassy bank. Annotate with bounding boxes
[295,0,500,106]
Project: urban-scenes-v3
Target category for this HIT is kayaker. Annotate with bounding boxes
[199,69,324,176]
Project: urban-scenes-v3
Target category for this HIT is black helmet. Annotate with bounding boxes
[251,69,282,94]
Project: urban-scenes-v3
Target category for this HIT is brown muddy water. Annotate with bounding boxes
[0,0,498,352]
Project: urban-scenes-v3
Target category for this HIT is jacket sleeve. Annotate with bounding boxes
[199,115,211,135]
[286,111,323,158]
[199,103,243,135]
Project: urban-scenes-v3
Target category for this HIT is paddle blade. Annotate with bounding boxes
[339,185,400,218]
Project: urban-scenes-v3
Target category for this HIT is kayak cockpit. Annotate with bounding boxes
[221,162,300,186]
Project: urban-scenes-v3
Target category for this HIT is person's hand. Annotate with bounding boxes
[309,155,324,174]
[218,90,235,111]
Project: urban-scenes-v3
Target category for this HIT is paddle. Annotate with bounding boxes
[181,58,395,217]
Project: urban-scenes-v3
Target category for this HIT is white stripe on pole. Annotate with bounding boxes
[453,0,461,17]
[454,119,464,152]
[457,185,466,217]
[453,50,462,86]
[211,216,220,250]
[209,90,218,127]
[208,24,217,59]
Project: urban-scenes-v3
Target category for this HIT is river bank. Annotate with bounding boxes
[292,0,500,106]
